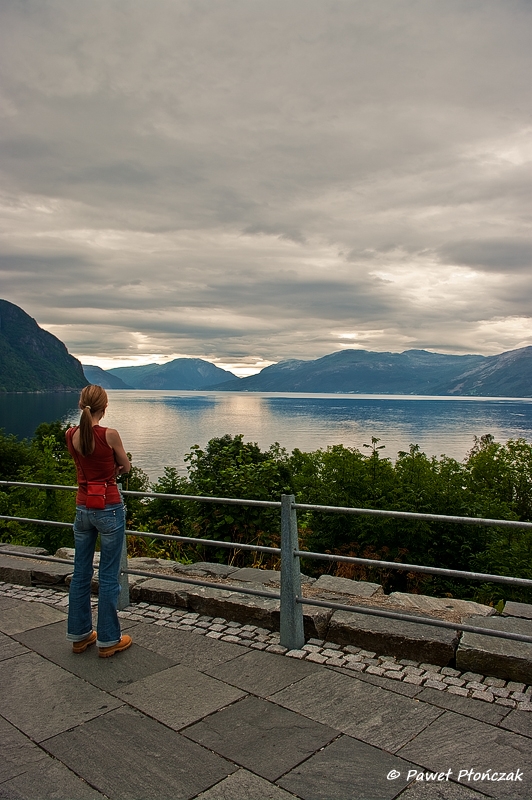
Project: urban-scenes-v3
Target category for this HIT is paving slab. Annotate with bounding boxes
[388,592,495,619]
[398,781,490,799]
[126,621,245,670]
[175,561,239,578]
[277,733,415,800]
[0,596,22,611]
[0,630,29,662]
[339,667,424,698]
[456,615,532,684]
[0,554,34,585]
[131,576,189,606]
[0,598,66,635]
[185,584,281,628]
[184,695,337,782]
[502,601,532,620]
[0,651,123,742]
[397,710,531,799]
[194,769,296,800]
[43,705,236,800]
[270,669,443,753]
[0,714,49,783]
[128,556,178,569]
[14,620,177,692]
[205,647,321,696]
[31,561,74,584]
[300,602,333,639]
[313,573,382,597]
[229,567,280,584]
[0,544,49,555]
[112,663,247,730]
[499,709,532,739]
[416,687,509,726]
[328,608,459,665]
[0,751,106,799]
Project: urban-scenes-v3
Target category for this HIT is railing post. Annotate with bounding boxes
[280,494,304,650]
[117,535,130,610]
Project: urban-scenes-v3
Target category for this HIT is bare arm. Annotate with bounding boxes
[105,428,131,476]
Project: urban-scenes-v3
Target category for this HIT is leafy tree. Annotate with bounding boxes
[2,425,76,552]
[0,428,32,479]
[290,442,398,581]
[180,434,292,566]
[128,467,192,561]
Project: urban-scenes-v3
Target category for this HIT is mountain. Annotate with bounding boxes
[440,347,532,396]
[0,299,88,392]
[82,365,132,389]
[107,358,238,389]
[213,347,532,396]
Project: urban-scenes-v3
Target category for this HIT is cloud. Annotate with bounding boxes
[439,239,532,272]
[0,0,531,372]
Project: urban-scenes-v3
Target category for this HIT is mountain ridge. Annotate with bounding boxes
[82,365,132,390]
[209,347,532,396]
[107,358,237,390]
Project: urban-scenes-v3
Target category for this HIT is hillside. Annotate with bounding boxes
[440,347,532,396]
[82,365,132,390]
[107,358,237,389]
[0,299,88,392]
[213,347,532,396]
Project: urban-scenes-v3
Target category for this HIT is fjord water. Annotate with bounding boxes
[2,390,532,483]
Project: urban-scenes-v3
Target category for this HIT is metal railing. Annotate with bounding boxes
[1,479,532,651]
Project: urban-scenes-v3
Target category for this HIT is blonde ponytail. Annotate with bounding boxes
[78,385,108,456]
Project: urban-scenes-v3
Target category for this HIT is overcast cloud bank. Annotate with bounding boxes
[0,1,530,375]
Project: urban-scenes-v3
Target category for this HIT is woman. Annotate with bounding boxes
[65,385,132,658]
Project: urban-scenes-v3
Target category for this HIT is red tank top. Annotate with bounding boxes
[66,425,122,506]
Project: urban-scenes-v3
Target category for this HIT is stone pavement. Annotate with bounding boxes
[0,588,531,800]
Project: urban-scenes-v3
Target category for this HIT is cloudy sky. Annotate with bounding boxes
[1,1,530,376]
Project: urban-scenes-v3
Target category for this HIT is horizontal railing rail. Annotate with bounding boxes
[4,480,532,527]
[1,480,532,651]
[294,550,532,588]
[0,481,281,508]
[294,501,532,531]
[0,516,281,556]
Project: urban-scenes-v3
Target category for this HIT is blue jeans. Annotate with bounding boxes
[67,503,125,648]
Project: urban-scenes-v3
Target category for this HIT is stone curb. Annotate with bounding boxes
[1,547,531,683]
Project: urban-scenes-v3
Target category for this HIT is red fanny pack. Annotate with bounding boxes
[85,480,121,508]
[85,482,109,509]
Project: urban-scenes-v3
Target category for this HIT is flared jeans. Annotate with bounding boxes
[66,503,125,648]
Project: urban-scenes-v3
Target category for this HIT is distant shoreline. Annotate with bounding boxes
[2,388,532,401]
